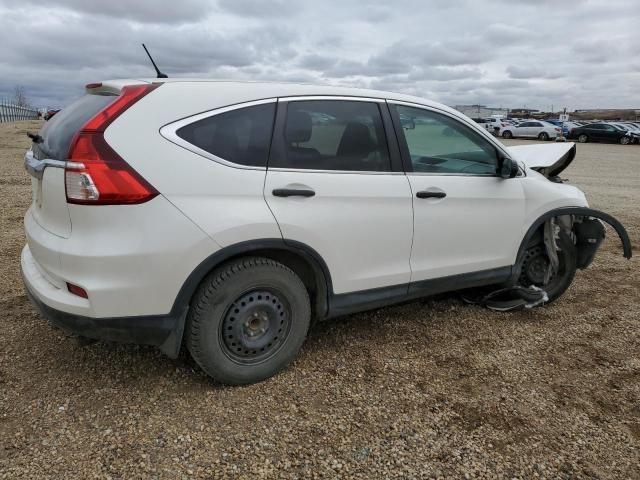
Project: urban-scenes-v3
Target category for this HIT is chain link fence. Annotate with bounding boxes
[0,100,40,123]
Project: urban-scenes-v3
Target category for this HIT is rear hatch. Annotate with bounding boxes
[27,93,116,238]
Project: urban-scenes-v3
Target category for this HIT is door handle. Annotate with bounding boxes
[272,188,315,198]
[416,190,446,199]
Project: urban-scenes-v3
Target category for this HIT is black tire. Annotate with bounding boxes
[620,136,631,145]
[538,132,549,141]
[502,130,513,139]
[519,231,577,303]
[578,134,588,143]
[186,257,311,385]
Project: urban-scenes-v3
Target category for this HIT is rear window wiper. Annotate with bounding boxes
[27,132,43,144]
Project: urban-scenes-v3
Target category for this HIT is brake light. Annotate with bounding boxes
[65,84,160,205]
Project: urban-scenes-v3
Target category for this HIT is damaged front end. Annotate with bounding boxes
[464,139,632,311]
[506,142,576,180]
[464,207,631,311]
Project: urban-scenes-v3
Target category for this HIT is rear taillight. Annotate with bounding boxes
[65,84,160,205]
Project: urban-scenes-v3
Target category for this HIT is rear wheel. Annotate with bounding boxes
[502,130,513,139]
[578,134,588,143]
[538,132,549,141]
[519,231,577,303]
[620,136,631,145]
[186,257,311,384]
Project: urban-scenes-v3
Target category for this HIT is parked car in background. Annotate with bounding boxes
[560,121,582,137]
[500,120,561,140]
[567,122,635,144]
[612,123,640,143]
[484,117,511,135]
[44,109,61,121]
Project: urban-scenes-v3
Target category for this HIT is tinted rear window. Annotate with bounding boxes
[36,94,115,160]
[176,103,276,167]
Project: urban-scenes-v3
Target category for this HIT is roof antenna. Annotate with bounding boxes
[142,43,168,78]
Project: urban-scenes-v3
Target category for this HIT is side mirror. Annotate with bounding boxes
[499,156,519,178]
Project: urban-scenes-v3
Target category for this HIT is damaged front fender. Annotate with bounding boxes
[512,207,632,284]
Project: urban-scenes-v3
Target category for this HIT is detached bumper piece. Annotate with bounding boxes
[461,285,548,312]
[24,279,186,358]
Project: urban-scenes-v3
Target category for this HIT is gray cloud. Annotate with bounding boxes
[1,0,211,23]
[506,65,564,80]
[0,0,638,110]
[216,0,297,18]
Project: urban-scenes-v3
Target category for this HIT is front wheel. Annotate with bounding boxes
[578,134,589,143]
[502,130,513,139]
[186,257,311,384]
[620,136,631,145]
[538,132,549,141]
[519,231,577,303]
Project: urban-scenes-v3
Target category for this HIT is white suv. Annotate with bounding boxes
[22,80,632,384]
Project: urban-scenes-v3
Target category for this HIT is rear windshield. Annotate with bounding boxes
[35,94,115,160]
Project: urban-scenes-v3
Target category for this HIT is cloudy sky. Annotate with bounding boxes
[0,0,638,110]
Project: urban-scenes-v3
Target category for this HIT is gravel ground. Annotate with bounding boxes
[1,121,638,479]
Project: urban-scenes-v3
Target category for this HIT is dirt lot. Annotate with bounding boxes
[1,120,638,479]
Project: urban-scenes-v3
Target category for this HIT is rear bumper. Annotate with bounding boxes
[22,253,187,358]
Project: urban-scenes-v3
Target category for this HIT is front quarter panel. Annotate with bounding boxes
[517,171,588,257]
[522,170,588,221]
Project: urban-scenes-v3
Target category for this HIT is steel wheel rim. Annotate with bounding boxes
[220,289,291,365]
[519,245,568,293]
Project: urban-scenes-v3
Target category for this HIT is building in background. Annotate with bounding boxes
[453,105,509,119]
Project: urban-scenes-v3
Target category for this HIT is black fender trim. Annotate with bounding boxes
[169,238,333,343]
[511,207,632,284]
[172,238,333,311]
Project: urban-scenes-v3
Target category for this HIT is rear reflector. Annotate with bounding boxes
[65,84,160,205]
[67,282,88,298]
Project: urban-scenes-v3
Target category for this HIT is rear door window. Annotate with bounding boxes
[271,100,391,172]
[176,103,276,167]
[36,94,115,160]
